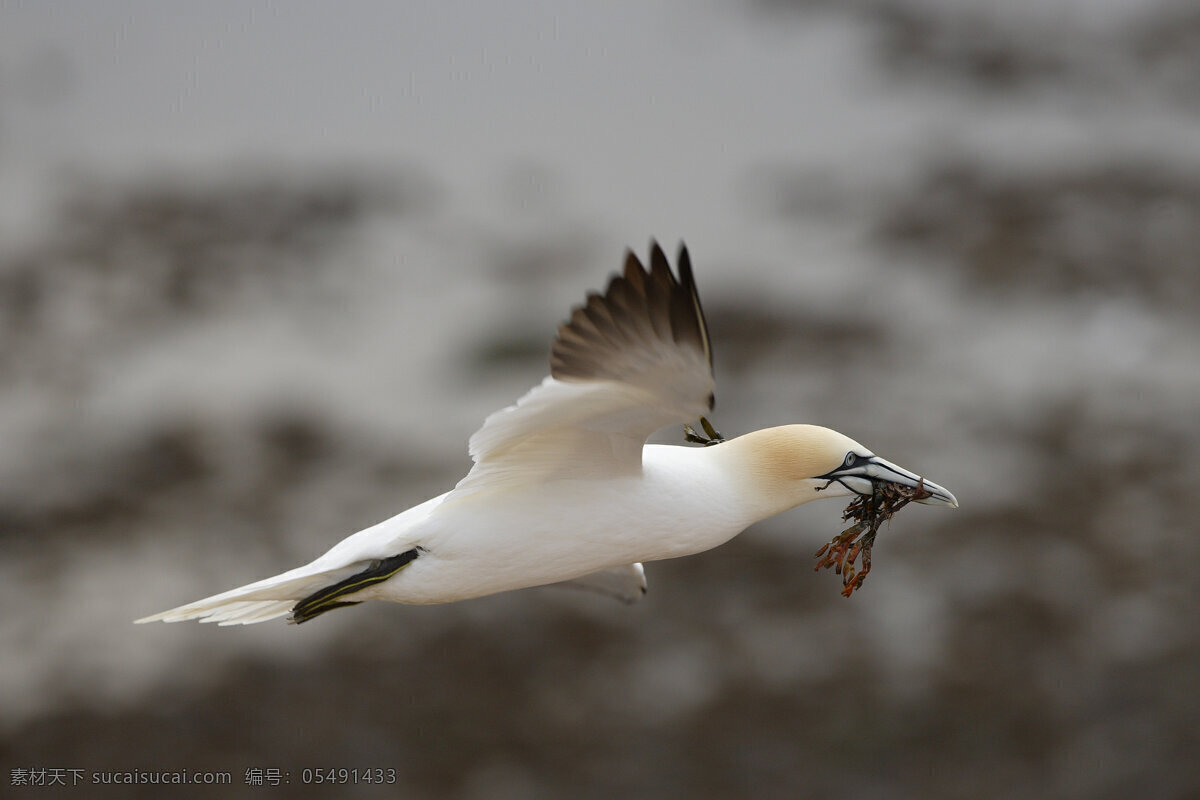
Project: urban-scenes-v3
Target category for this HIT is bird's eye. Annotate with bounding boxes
[844,452,857,468]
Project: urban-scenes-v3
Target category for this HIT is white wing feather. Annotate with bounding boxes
[455,242,714,495]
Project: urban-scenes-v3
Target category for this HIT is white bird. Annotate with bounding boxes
[136,242,956,626]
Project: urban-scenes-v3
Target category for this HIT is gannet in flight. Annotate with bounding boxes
[136,242,956,626]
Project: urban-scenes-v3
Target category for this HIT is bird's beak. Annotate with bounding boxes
[825,455,958,508]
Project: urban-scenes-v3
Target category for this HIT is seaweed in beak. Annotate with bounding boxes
[813,479,934,597]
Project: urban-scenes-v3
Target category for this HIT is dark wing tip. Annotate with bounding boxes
[672,242,711,369]
[550,241,714,387]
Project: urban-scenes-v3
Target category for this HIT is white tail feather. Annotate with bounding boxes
[136,491,449,627]
[201,600,297,626]
[134,564,358,626]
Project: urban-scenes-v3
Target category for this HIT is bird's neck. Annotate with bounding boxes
[699,427,833,521]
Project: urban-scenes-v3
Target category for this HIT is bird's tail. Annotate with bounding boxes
[133,563,356,626]
[135,548,423,626]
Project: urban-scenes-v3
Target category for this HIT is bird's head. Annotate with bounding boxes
[724,424,957,518]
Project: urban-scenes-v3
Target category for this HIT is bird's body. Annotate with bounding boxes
[380,444,742,603]
[393,430,829,603]
[137,243,956,626]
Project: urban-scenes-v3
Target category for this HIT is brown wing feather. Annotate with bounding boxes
[550,241,714,408]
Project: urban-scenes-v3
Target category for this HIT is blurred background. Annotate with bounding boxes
[2,1,1199,797]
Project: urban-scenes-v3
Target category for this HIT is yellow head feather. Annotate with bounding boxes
[714,424,868,518]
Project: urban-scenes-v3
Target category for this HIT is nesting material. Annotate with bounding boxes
[814,479,932,597]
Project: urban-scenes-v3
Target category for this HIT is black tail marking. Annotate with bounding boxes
[290,549,420,624]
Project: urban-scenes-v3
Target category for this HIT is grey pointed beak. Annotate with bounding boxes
[826,455,959,508]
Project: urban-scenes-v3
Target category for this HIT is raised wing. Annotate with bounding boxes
[550,242,712,397]
[454,242,715,494]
